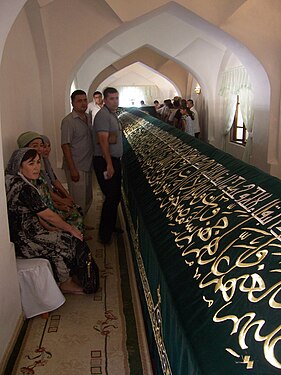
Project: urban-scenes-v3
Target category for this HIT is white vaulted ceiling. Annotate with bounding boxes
[96,61,179,104]
[98,62,179,92]
[74,1,265,105]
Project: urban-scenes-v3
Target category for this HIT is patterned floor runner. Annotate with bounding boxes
[10,186,150,375]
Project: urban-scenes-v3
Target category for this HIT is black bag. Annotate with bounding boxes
[74,243,99,294]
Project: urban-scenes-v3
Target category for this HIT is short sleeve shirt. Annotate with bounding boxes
[182,115,195,136]
[93,105,123,158]
[191,106,200,133]
[61,111,94,171]
[87,101,102,125]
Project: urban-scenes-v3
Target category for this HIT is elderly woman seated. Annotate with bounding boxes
[5,147,92,294]
[17,131,84,231]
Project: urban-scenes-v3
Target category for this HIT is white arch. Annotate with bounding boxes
[96,61,181,101]
[67,2,270,169]
[71,2,269,103]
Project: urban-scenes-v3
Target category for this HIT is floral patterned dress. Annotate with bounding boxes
[37,173,84,231]
[6,175,80,283]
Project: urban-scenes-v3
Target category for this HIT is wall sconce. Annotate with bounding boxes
[194,85,201,95]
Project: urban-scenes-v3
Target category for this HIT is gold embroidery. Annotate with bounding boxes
[121,111,281,370]
[122,190,172,375]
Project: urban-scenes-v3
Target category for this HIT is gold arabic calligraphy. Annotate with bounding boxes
[121,111,281,370]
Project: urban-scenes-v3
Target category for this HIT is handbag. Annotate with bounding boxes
[74,243,100,294]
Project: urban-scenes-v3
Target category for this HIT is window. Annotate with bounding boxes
[230,95,248,145]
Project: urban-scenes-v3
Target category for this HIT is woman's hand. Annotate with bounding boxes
[68,226,84,241]
[65,194,75,204]
[53,180,75,204]
[38,208,83,239]
[51,192,73,210]
[63,196,74,206]
[53,202,71,212]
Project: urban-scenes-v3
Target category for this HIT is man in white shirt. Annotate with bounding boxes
[87,91,103,125]
[187,99,200,138]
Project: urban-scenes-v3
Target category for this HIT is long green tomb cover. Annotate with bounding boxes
[120,108,281,375]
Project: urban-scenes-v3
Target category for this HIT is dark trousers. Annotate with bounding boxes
[94,156,122,242]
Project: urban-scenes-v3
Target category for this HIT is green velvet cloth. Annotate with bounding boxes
[121,108,281,375]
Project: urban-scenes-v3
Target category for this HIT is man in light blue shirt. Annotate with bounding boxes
[93,87,123,244]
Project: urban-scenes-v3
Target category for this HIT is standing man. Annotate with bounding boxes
[61,89,94,217]
[187,99,200,138]
[92,87,123,244]
[87,91,103,125]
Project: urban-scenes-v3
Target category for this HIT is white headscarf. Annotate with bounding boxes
[5,148,40,192]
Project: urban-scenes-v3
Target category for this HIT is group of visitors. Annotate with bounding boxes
[154,97,200,138]
[5,87,122,295]
[6,89,198,296]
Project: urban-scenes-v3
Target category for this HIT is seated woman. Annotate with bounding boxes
[41,134,74,207]
[17,131,84,231]
[5,148,90,294]
[41,134,94,235]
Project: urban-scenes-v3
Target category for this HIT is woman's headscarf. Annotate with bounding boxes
[5,148,38,192]
[17,131,42,148]
[40,134,51,145]
[5,148,34,176]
